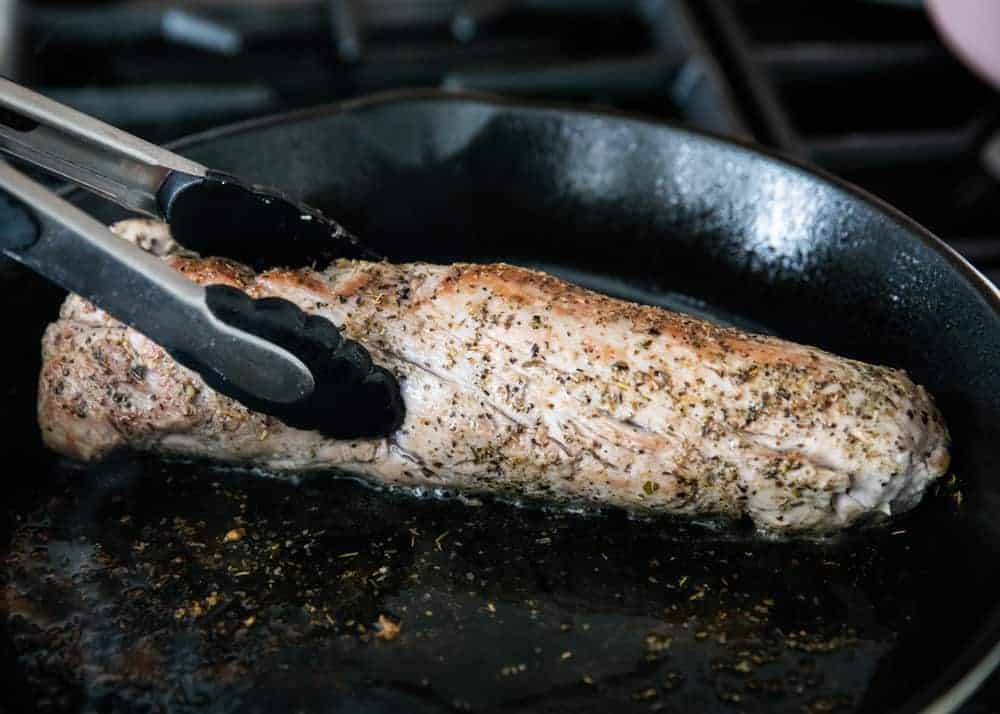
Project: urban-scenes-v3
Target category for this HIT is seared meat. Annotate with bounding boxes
[38,219,950,533]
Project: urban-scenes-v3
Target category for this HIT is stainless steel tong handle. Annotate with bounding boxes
[0,80,406,437]
[0,161,314,405]
[0,77,207,216]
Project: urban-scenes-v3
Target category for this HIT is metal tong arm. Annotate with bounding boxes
[0,77,207,216]
[0,161,314,406]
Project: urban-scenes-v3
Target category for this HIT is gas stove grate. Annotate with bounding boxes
[692,0,1000,284]
[15,0,745,142]
[8,0,1000,283]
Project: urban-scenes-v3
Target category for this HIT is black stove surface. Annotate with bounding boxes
[14,0,1000,288]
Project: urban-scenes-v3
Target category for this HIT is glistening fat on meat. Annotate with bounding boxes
[37,219,950,533]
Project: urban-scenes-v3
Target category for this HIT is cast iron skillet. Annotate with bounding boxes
[2,90,999,714]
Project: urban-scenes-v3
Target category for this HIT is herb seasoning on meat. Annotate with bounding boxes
[37,220,950,534]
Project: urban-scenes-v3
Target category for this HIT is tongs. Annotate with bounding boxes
[0,78,404,438]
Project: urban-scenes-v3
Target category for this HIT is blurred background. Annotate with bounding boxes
[6,0,1000,284]
[6,0,1000,282]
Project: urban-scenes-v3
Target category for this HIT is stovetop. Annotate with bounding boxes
[12,0,1000,287]
[6,3,1000,706]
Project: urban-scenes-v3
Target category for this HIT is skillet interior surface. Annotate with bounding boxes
[2,91,999,714]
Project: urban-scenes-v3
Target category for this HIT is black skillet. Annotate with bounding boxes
[2,89,999,714]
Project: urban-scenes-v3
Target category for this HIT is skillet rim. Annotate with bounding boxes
[147,88,1000,714]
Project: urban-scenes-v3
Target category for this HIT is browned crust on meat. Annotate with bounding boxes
[436,263,823,367]
[168,256,255,289]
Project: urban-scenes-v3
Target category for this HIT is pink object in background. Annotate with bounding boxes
[926,0,1000,91]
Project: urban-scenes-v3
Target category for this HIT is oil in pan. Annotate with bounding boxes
[0,451,964,714]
